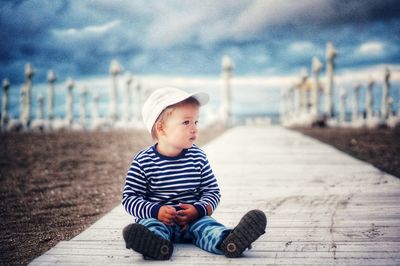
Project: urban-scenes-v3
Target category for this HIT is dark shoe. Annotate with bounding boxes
[123,223,173,260]
[221,209,267,258]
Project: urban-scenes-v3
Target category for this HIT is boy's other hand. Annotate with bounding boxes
[175,203,199,227]
[158,205,177,226]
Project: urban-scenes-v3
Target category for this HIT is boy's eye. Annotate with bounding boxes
[183,120,190,125]
[195,121,198,125]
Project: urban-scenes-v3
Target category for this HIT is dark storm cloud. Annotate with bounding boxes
[0,0,399,85]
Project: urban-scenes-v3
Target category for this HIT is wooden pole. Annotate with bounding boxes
[221,55,233,127]
[381,67,391,119]
[134,81,142,122]
[92,91,99,121]
[22,63,35,129]
[47,69,57,129]
[109,60,122,125]
[300,68,309,116]
[311,57,323,117]
[339,88,347,124]
[80,86,87,129]
[66,78,74,129]
[325,42,336,118]
[36,93,44,120]
[366,77,375,122]
[1,79,10,131]
[125,72,133,123]
[351,82,361,123]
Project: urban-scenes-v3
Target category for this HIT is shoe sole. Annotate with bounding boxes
[221,209,267,258]
[123,223,173,260]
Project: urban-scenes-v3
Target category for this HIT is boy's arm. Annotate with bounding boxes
[122,160,161,220]
[175,159,216,226]
[193,158,221,218]
[206,204,213,215]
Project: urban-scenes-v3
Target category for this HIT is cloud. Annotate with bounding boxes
[231,0,331,37]
[288,41,316,53]
[53,20,121,37]
[357,41,385,56]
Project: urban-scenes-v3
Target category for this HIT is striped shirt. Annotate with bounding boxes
[122,144,221,222]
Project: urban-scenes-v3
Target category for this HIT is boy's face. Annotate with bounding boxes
[159,103,199,153]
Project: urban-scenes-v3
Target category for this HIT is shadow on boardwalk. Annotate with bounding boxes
[30,126,400,265]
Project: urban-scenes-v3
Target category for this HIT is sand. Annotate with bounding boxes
[293,126,400,178]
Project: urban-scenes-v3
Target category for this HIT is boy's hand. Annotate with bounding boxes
[175,203,199,227]
[158,206,177,226]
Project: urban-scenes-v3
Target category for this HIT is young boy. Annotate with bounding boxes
[122,87,266,260]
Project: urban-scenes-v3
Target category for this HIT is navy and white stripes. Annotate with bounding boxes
[122,144,221,221]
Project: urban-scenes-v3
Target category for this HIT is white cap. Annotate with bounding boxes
[142,87,209,133]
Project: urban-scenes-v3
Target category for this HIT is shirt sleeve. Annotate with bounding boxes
[122,159,161,220]
[194,157,221,217]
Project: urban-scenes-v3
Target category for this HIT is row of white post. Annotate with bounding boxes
[281,42,400,128]
[1,61,143,132]
[1,57,234,132]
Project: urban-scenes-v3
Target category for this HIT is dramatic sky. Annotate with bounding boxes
[1,0,400,86]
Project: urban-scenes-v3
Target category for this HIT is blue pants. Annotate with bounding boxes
[138,216,231,255]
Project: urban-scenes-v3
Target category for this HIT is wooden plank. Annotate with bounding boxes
[42,240,400,253]
[37,247,400,260]
[70,228,400,243]
[29,254,400,265]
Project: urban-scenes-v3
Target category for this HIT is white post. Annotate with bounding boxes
[1,79,10,131]
[20,86,25,123]
[80,86,87,129]
[66,78,74,129]
[109,60,122,124]
[300,68,309,116]
[280,89,286,124]
[47,70,57,129]
[351,82,361,123]
[325,42,337,118]
[397,85,400,117]
[388,97,393,118]
[381,67,390,120]
[36,93,44,120]
[125,72,133,123]
[366,77,375,121]
[92,91,100,122]
[293,81,301,120]
[221,55,234,126]
[289,86,295,122]
[311,57,323,116]
[22,63,35,128]
[134,81,142,121]
[282,88,292,124]
[339,88,347,124]
[398,92,400,118]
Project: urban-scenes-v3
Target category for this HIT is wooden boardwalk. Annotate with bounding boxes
[30,126,400,265]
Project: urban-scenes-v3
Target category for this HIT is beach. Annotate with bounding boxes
[1,126,399,265]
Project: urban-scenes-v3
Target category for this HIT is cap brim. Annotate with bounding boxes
[189,91,209,106]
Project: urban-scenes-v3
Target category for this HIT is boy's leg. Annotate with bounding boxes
[123,218,173,260]
[138,218,172,240]
[220,209,267,258]
[188,216,231,255]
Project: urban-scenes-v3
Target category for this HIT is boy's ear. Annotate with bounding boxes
[155,121,164,135]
